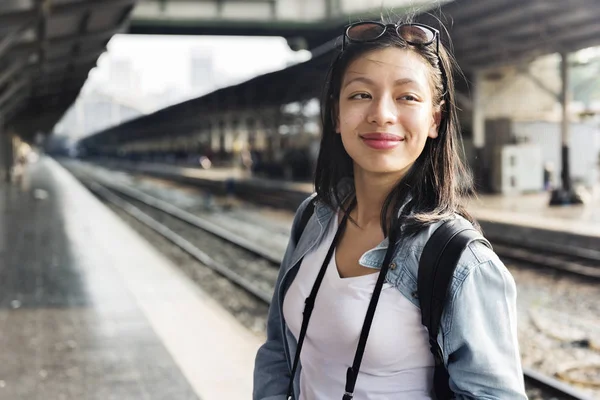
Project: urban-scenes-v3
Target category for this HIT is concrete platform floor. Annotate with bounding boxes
[0,157,262,399]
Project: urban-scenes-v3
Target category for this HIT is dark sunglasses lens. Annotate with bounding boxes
[397,25,434,44]
[347,23,385,41]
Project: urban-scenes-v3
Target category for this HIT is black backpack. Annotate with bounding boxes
[293,199,490,400]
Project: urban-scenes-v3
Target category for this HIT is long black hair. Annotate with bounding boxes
[314,17,477,237]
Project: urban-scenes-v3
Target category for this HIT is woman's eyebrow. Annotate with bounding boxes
[342,76,417,89]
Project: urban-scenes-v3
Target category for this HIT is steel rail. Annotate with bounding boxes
[84,178,273,305]
[492,242,600,280]
[88,175,283,265]
[524,367,596,400]
[94,174,600,281]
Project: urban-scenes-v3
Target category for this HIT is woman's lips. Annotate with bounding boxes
[360,133,404,150]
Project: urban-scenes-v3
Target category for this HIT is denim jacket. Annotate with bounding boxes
[254,194,527,400]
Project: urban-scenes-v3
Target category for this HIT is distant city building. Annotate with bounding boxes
[108,57,142,97]
[54,90,146,138]
[190,47,215,96]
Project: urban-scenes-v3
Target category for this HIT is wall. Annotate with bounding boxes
[481,54,562,122]
[511,121,600,188]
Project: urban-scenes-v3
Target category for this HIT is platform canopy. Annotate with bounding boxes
[430,0,600,70]
[80,0,600,147]
[0,0,137,140]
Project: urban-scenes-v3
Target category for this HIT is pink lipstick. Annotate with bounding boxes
[360,133,404,150]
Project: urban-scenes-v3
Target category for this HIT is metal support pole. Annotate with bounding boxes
[472,71,487,191]
[218,119,226,158]
[1,117,13,184]
[0,114,6,183]
[210,121,219,153]
[560,52,571,192]
[549,53,582,205]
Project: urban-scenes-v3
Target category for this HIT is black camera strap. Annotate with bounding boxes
[286,209,350,400]
[343,226,398,400]
[286,204,399,400]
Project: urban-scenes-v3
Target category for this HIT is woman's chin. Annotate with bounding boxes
[354,162,412,177]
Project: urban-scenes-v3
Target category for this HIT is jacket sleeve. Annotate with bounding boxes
[443,243,528,399]
[253,195,314,400]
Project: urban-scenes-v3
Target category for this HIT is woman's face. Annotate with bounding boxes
[336,47,440,178]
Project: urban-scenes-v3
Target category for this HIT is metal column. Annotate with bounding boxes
[549,53,582,205]
[472,71,487,191]
[0,114,10,183]
[560,52,571,192]
[0,114,4,183]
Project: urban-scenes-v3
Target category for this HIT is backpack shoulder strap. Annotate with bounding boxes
[418,218,491,399]
[293,197,316,244]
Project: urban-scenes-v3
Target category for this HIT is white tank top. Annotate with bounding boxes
[283,215,434,400]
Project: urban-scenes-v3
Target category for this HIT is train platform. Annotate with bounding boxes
[94,159,600,250]
[0,157,262,400]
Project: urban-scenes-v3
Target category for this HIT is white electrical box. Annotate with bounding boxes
[492,145,544,194]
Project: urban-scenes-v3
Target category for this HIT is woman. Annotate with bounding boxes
[254,18,526,400]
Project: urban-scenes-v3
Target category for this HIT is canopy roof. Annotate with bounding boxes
[0,0,137,139]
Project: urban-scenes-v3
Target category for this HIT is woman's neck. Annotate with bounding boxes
[352,167,407,229]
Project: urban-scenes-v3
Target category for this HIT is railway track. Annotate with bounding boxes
[71,169,597,400]
[76,175,279,305]
[84,168,600,282]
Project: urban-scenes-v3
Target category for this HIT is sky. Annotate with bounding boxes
[56,34,313,137]
[84,34,311,98]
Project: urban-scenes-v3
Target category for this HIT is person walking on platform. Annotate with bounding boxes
[254,17,527,400]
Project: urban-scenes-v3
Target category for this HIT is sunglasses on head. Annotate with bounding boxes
[342,21,440,53]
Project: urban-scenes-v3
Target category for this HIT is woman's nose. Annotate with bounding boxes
[367,96,396,126]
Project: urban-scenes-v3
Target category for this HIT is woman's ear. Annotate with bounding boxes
[428,101,444,139]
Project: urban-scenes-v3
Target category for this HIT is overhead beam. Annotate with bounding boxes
[464,21,600,69]
[34,83,86,97]
[457,7,600,54]
[0,60,25,89]
[27,89,81,110]
[1,92,30,122]
[61,9,92,95]
[34,73,91,92]
[7,59,95,91]
[517,67,560,102]
[0,20,35,60]
[35,0,51,74]
[456,1,552,39]
[0,78,30,109]
[442,0,513,25]
[44,50,102,72]
[0,0,136,27]
[45,46,105,65]
[10,28,114,61]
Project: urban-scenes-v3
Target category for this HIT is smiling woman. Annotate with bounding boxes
[337,48,440,175]
[254,17,527,400]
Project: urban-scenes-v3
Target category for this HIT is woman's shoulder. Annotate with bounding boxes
[443,214,506,274]
[290,194,318,233]
[447,215,516,298]
[399,213,508,282]
[293,193,318,219]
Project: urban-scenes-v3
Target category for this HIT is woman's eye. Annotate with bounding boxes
[350,93,370,100]
[399,94,418,101]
